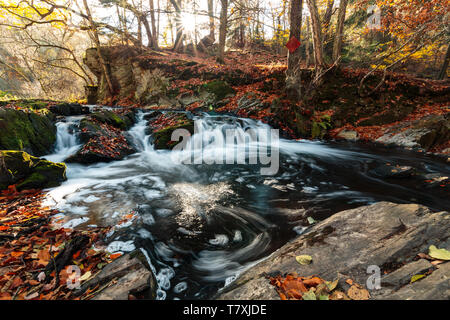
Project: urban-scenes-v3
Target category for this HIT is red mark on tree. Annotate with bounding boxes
[286,37,301,53]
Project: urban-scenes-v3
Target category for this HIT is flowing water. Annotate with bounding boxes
[41,110,450,300]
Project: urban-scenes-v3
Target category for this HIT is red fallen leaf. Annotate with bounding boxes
[72,250,81,260]
[0,226,9,231]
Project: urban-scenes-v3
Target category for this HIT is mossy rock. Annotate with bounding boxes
[91,110,136,130]
[49,103,90,116]
[0,108,56,156]
[151,113,194,150]
[0,150,66,191]
[201,80,236,101]
[7,99,50,110]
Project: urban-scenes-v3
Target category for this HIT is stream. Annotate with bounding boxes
[41,110,450,300]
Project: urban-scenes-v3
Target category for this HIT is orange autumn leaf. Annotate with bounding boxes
[10,251,24,258]
[0,225,9,231]
[303,276,324,287]
[110,253,122,260]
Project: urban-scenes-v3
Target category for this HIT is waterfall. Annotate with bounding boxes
[45,116,82,163]
[128,112,153,152]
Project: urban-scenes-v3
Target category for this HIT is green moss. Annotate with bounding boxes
[0,109,56,156]
[0,150,66,191]
[152,115,194,150]
[202,80,236,101]
[16,172,47,190]
[91,111,135,130]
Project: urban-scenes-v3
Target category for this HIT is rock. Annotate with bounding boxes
[149,113,195,150]
[376,114,450,151]
[91,110,136,130]
[84,47,139,103]
[49,103,90,116]
[216,202,449,300]
[0,108,56,156]
[0,150,66,191]
[133,68,169,104]
[369,164,415,178]
[337,130,359,141]
[77,252,157,300]
[65,119,135,164]
[65,112,136,164]
[378,262,450,300]
[380,259,433,289]
[201,80,236,102]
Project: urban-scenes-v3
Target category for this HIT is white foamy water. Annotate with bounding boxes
[40,109,450,299]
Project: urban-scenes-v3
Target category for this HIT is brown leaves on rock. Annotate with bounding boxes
[270,274,370,300]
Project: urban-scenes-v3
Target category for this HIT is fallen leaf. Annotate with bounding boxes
[347,285,370,300]
[410,274,426,283]
[10,251,24,258]
[79,271,92,282]
[307,217,317,225]
[302,289,317,300]
[326,279,339,291]
[296,255,313,265]
[428,245,450,261]
[329,290,350,300]
[110,253,122,260]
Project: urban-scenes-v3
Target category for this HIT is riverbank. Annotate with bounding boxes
[0,49,449,300]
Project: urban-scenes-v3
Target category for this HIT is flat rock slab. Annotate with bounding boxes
[216,202,450,300]
[79,252,157,300]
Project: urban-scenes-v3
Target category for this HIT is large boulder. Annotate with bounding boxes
[65,111,137,164]
[216,202,450,300]
[0,108,56,156]
[0,150,66,191]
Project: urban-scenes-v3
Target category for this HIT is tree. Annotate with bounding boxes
[332,0,348,63]
[217,0,229,63]
[207,0,215,39]
[170,0,184,52]
[305,0,325,69]
[82,0,114,95]
[438,44,450,80]
[285,0,303,99]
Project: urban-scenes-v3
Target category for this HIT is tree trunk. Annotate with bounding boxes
[322,0,334,45]
[207,0,215,40]
[141,15,154,48]
[286,0,303,99]
[149,0,159,49]
[306,16,312,66]
[82,0,113,95]
[217,0,228,63]
[332,0,348,63]
[306,0,325,68]
[438,44,450,80]
[170,0,184,52]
